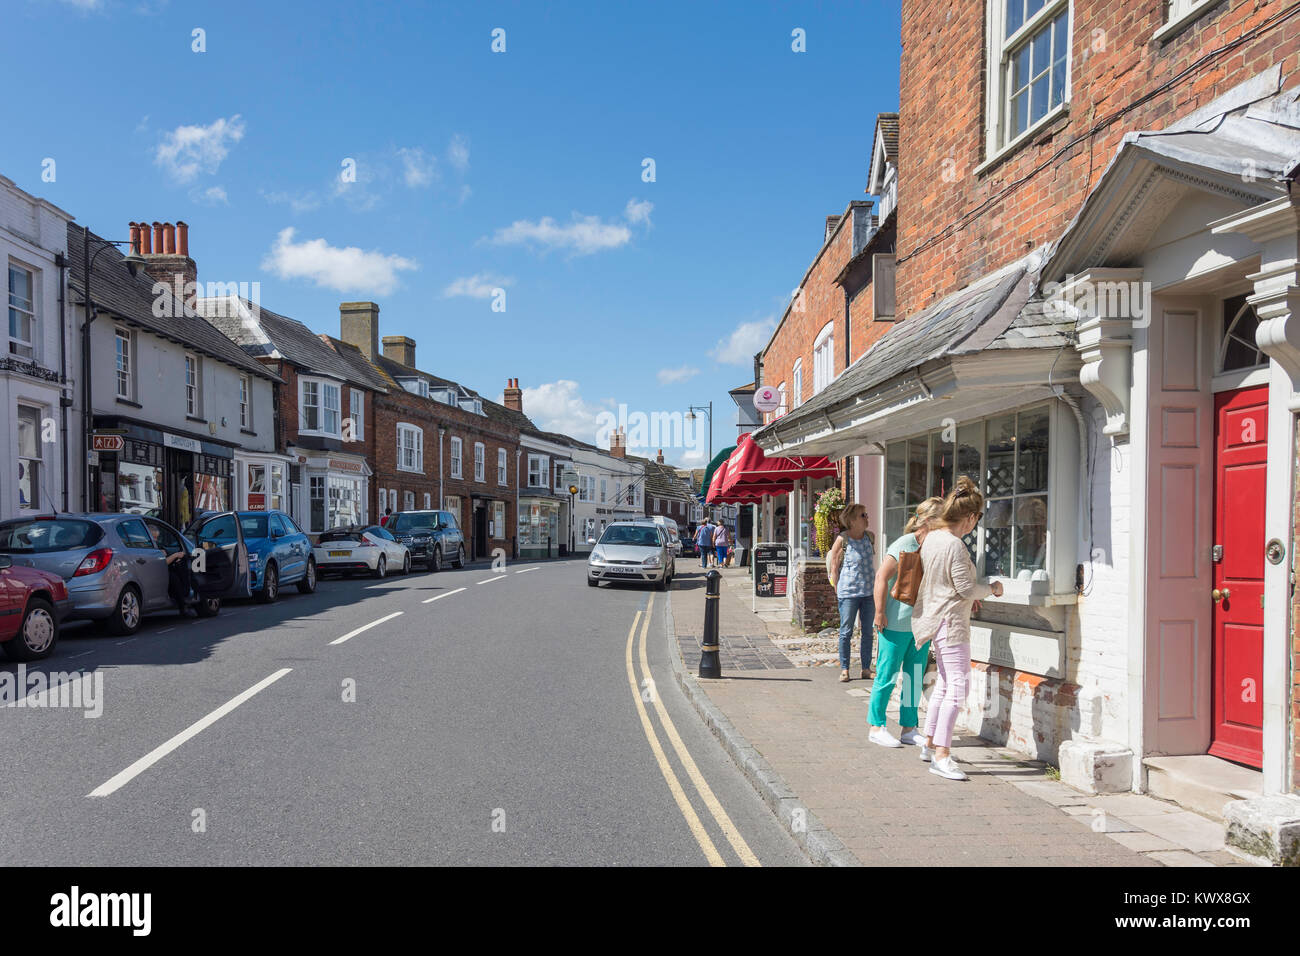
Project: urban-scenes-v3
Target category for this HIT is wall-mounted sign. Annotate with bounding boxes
[327,458,364,473]
[91,434,124,452]
[247,493,267,511]
[753,386,780,413]
[163,432,201,453]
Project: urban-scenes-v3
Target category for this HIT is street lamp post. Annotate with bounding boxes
[77,226,148,511]
[686,401,713,464]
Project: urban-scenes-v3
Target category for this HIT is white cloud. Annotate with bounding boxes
[489,214,631,256]
[262,189,323,214]
[710,317,777,365]
[519,380,606,442]
[458,184,473,204]
[447,134,470,173]
[443,272,514,299]
[262,228,418,295]
[625,198,653,225]
[397,147,436,188]
[155,115,245,183]
[58,0,103,8]
[190,185,228,206]
[657,365,699,385]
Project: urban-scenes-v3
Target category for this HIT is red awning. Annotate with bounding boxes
[718,433,837,496]
[705,436,802,503]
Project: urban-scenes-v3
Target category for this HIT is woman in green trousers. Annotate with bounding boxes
[867,497,941,748]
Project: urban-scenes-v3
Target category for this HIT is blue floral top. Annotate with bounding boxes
[835,532,875,599]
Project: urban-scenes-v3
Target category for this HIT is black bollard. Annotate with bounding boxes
[700,569,722,678]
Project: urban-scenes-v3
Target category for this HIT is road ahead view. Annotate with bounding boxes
[0,558,803,867]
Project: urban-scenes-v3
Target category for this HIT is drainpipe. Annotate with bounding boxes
[515,447,522,561]
[56,252,69,511]
[438,427,445,509]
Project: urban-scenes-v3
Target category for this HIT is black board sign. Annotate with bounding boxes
[754,543,789,597]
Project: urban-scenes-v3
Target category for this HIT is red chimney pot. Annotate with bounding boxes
[152,222,164,255]
[176,221,189,256]
[162,222,175,255]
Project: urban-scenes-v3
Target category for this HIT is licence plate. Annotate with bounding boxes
[329,550,351,557]
[606,566,639,575]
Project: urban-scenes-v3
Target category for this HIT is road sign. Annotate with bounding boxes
[91,435,124,452]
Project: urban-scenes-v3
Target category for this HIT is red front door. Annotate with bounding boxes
[1209,385,1268,768]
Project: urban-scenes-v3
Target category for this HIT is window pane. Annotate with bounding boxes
[1015,495,1049,572]
[17,406,39,458]
[906,438,927,505]
[956,423,982,489]
[885,507,907,550]
[1006,0,1024,37]
[1012,43,1031,90]
[983,503,1013,578]
[1030,74,1050,125]
[986,414,1016,497]
[1016,407,1050,493]
[885,442,906,508]
[929,431,954,500]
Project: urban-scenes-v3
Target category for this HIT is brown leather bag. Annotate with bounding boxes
[890,548,923,606]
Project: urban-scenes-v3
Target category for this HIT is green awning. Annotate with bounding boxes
[697,445,736,498]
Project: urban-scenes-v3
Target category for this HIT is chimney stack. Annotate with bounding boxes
[382,335,416,368]
[609,427,626,459]
[128,222,141,254]
[504,378,523,412]
[656,449,664,464]
[137,219,198,311]
[339,301,381,361]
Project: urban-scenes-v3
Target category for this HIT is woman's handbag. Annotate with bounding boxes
[890,548,923,606]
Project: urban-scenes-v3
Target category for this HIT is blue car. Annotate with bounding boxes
[189,510,316,603]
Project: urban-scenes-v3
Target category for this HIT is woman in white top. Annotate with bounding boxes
[911,476,1003,781]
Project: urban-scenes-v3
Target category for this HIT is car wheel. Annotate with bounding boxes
[587,577,598,587]
[451,545,464,568]
[430,547,442,573]
[196,597,221,617]
[106,585,142,636]
[256,563,279,603]
[297,558,317,594]
[4,597,57,661]
[402,553,411,575]
[374,555,387,579]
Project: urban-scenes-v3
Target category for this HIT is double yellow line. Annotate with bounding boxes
[624,593,759,867]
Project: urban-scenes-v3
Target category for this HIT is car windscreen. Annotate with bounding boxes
[318,529,362,543]
[391,513,437,533]
[599,526,661,548]
[239,515,270,538]
[0,519,103,553]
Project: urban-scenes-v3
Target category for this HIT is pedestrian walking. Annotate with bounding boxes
[827,502,875,683]
[912,476,1003,780]
[867,496,942,748]
[694,521,713,569]
[712,520,730,568]
[380,507,393,528]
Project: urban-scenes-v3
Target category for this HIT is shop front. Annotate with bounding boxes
[236,453,294,514]
[291,447,370,536]
[90,421,233,529]
[518,495,563,559]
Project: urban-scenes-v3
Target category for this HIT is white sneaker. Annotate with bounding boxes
[929,756,968,781]
[868,727,902,748]
[919,745,933,763]
[899,729,927,746]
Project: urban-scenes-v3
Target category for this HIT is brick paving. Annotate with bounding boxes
[677,631,795,673]
[671,566,1177,866]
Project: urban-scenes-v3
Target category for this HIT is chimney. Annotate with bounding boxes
[382,334,416,368]
[128,222,141,254]
[609,427,626,459]
[339,301,381,361]
[825,214,842,243]
[656,449,664,464]
[139,220,198,312]
[176,221,189,256]
[503,377,522,412]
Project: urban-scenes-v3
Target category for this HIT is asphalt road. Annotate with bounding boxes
[0,557,805,866]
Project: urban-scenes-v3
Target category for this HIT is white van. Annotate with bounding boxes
[633,516,682,556]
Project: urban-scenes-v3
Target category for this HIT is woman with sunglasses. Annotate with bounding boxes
[912,476,1003,780]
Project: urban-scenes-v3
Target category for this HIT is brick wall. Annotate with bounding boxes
[898,0,1300,315]
[791,560,838,631]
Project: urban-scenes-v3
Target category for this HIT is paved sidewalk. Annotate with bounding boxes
[670,566,1248,867]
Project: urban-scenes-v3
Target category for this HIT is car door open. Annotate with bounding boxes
[192,512,251,600]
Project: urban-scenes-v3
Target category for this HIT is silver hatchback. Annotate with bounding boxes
[0,513,251,635]
[587,521,675,590]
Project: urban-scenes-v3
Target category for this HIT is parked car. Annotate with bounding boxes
[0,555,72,661]
[587,521,675,590]
[190,510,315,603]
[314,525,411,578]
[386,510,465,572]
[0,513,251,636]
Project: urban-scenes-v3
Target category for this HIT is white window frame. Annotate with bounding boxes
[1155,0,1219,41]
[527,454,547,488]
[239,374,251,428]
[349,388,364,441]
[184,353,202,417]
[474,442,485,482]
[791,358,803,409]
[777,382,787,419]
[498,448,507,485]
[983,0,1071,165]
[579,476,595,502]
[299,377,342,438]
[600,478,607,503]
[115,327,133,400]
[812,322,834,394]
[404,490,416,511]
[450,436,463,479]
[7,261,36,360]
[16,403,43,511]
[397,423,424,473]
[424,492,432,509]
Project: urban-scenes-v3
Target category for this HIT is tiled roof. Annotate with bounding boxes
[198,297,388,392]
[876,113,899,163]
[68,224,280,383]
[626,455,695,500]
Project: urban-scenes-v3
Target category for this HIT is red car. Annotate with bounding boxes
[0,554,71,661]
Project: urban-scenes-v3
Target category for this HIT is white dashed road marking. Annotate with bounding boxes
[329,612,404,646]
[422,588,466,604]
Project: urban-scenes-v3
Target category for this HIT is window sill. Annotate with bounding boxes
[240,428,257,436]
[186,415,206,424]
[980,579,1078,607]
[298,428,343,441]
[397,467,425,475]
[115,397,142,409]
[976,102,1070,178]
[1153,0,1224,43]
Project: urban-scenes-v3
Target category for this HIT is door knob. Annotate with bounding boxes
[1212,588,1230,602]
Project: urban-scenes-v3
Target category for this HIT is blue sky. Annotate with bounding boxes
[3,0,901,468]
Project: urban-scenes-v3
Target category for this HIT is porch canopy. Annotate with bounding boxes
[751,246,1074,460]
[720,432,836,491]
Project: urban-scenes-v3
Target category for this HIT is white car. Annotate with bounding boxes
[313,525,411,578]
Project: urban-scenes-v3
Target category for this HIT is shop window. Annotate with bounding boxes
[8,262,35,359]
[986,0,1070,157]
[16,405,42,511]
[1218,294,1266,374]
